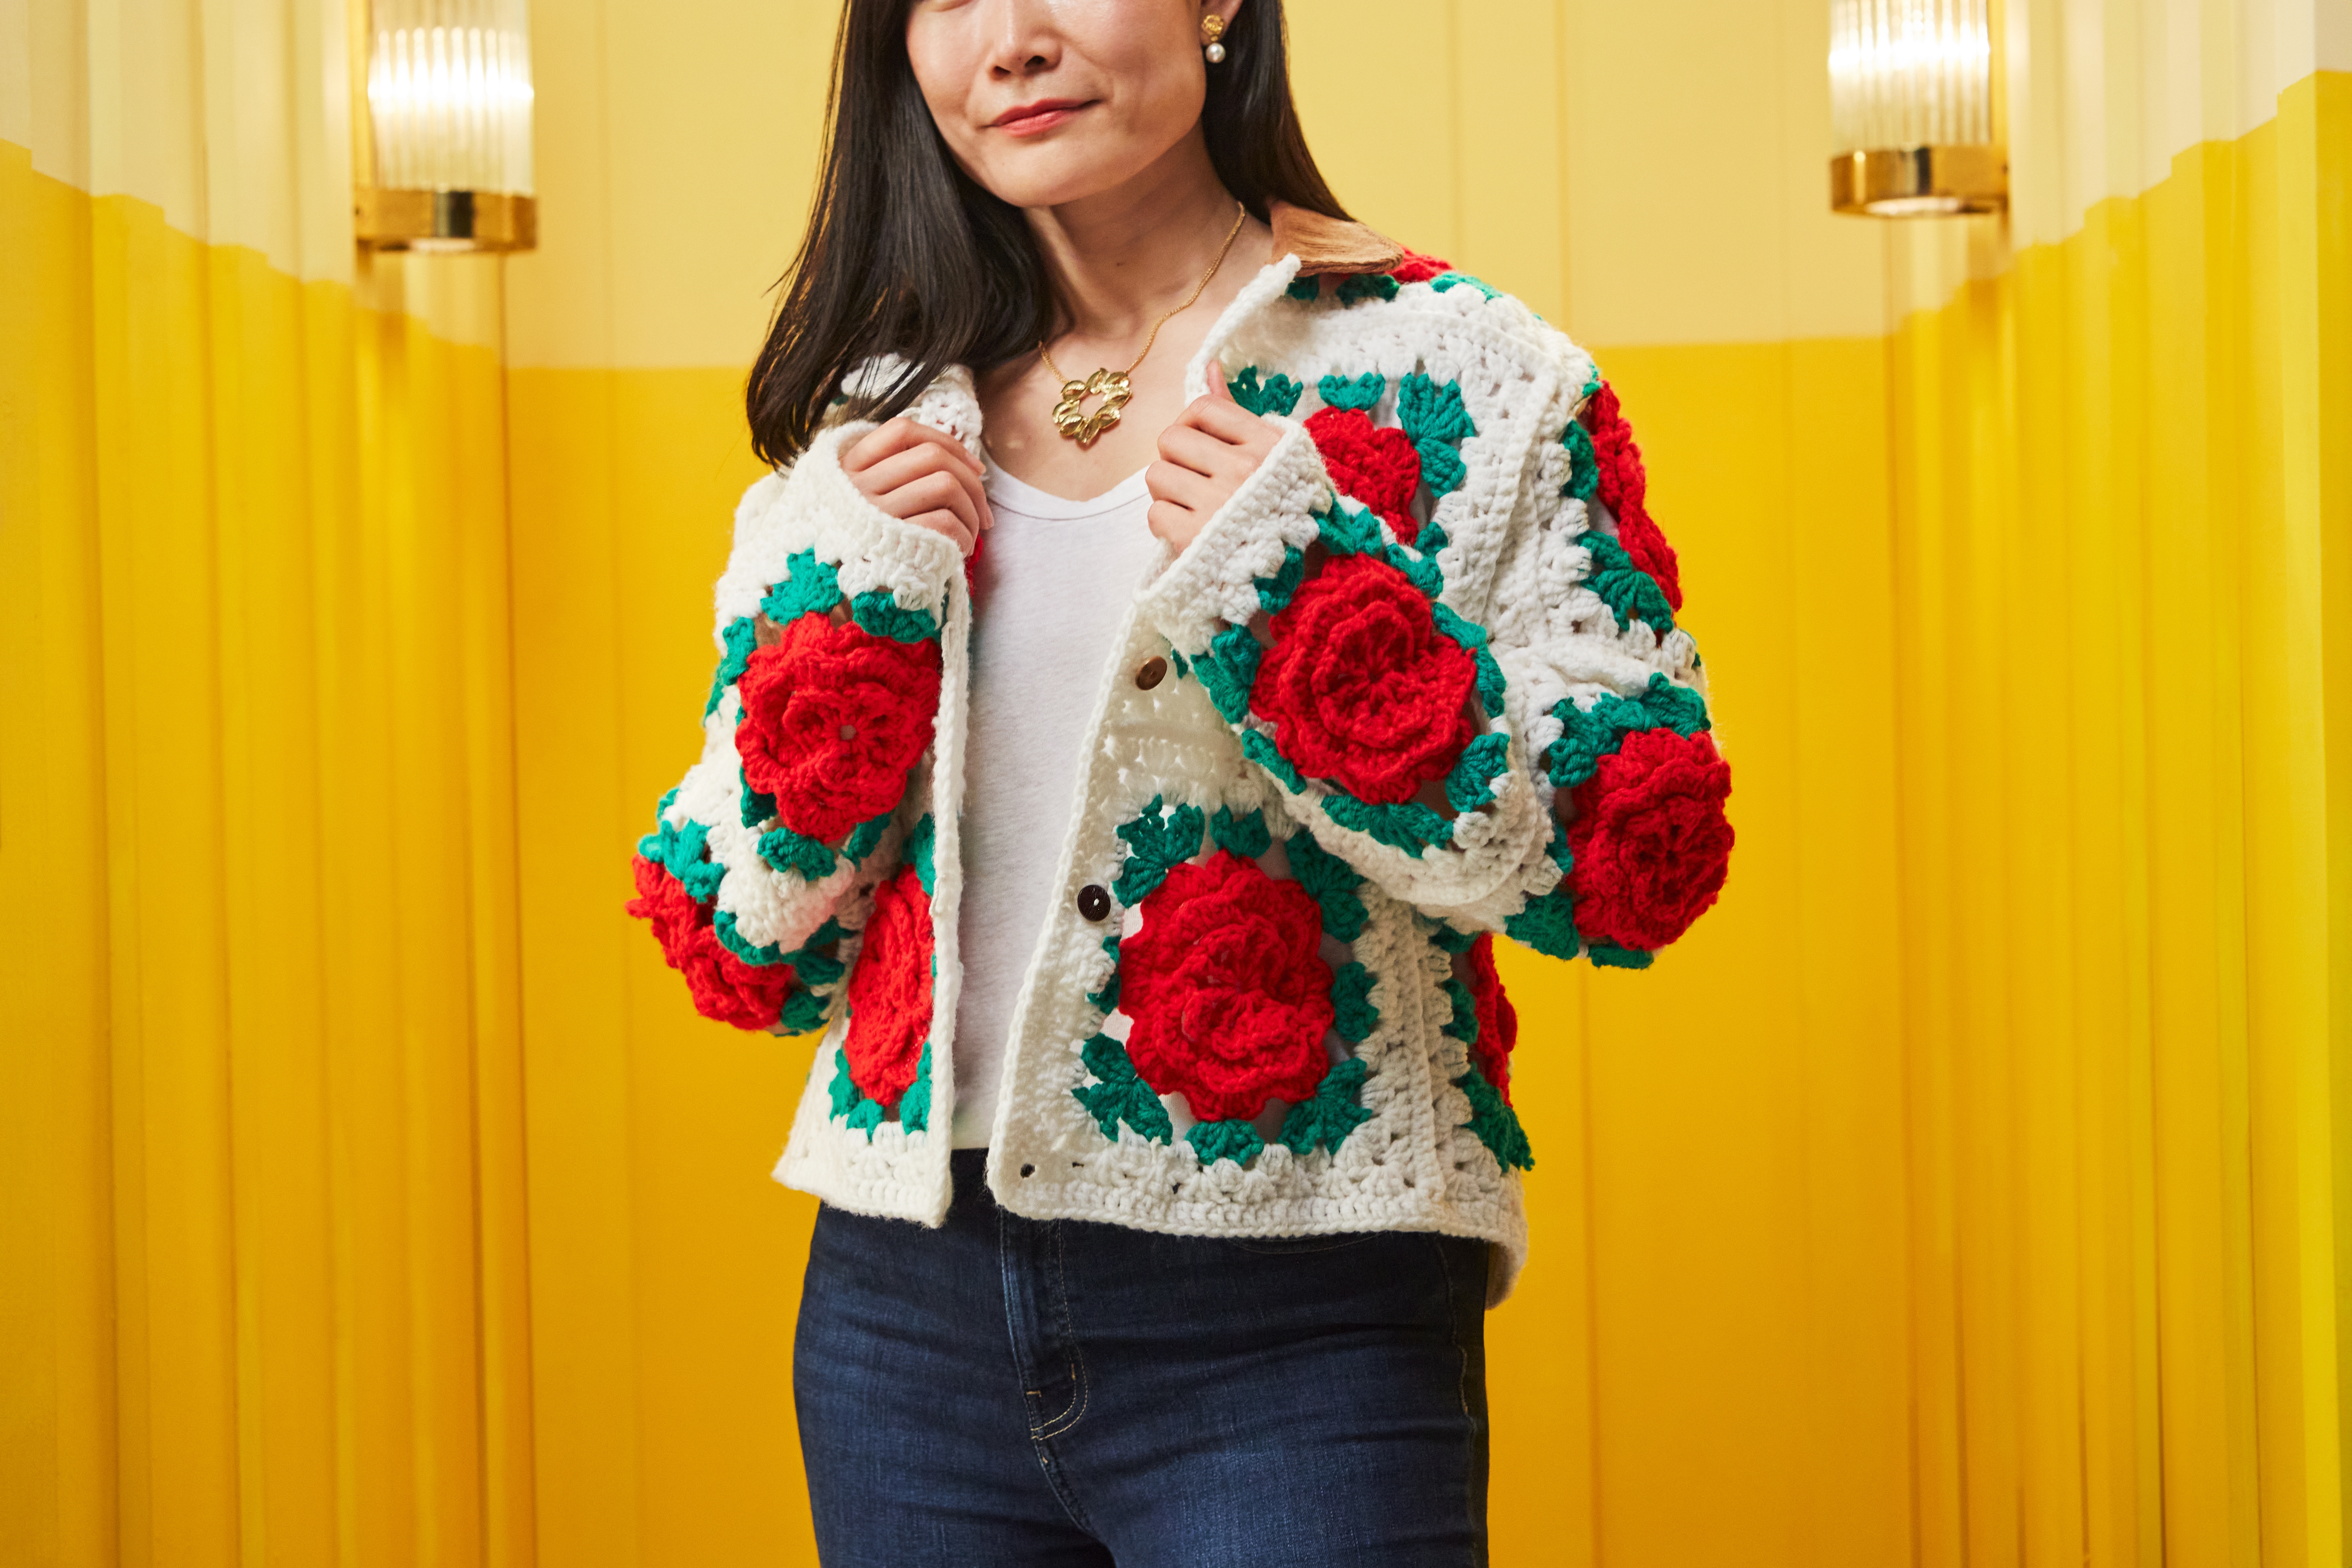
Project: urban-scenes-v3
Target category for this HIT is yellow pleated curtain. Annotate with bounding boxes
[6,1,2350,1565]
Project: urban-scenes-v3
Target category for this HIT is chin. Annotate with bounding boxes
[971,134,1162,211]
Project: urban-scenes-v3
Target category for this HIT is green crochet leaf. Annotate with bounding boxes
[843,810,893,866]
[1430,271,1499,301]
[1322,793,1454,857]
[1210,805,1272,860]
[713,910,786,967]
[1086,933,1122,1013]
[1439,977,1478,1043]
[705,616,759,716]
[1113,796,1206,906]
[1397,373,1476,498]
[1429,920,1478,955]
[1227,367,1304,417]
[780,917,846,987]
[1381,540,1445,600]
[1187,1118,1266,1166]
[907,813,938,895]
[1284,831,1366,941]
[1588,945,1655,970]
[901,1042,932,1134]
[828,1048,864,1119]
[643,813,725,903]
[1197,622,1262,723]
[1314,499,1386,558]
[849,589,941,645]
[1474,647,1508,719]
[1279,1057,1373,1157]
[1638,672,1712,735]
[1332,962,1379,1044]
[1253,545,1306,614]
[1336,273,1400,304]
[740,768,778,830]
[758,823,836,882]
[1242,728,1309,794]
[1562,419,1600,503]
[1169,647,1190,682]
[1316,371,1385,411]
[1430,600,1488,651]
[1456,1064,1534,1170]
[762,548,841,624]
[1546,673,1710,789]
[1445,732,1513,813]
[1073,1033,1173,1143]
[1285,276,1321,303]
[778,987,831,1036]
[1413,521,1451,558]
[1580,531,1675,636]
[1503,885,1580,960]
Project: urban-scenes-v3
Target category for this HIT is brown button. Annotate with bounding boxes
[1076,884,1112,921]
[1135,655,1168,690]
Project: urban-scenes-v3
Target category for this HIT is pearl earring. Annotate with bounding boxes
[1200,14,1227,62]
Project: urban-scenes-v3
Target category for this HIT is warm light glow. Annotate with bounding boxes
[366,0,535,194]
[1828,0,1992,152]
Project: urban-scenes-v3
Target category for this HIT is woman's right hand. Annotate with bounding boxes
[841,417,992,556]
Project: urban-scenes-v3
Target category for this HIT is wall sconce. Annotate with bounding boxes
[1828,0,2007,216]
[351,0,538,251]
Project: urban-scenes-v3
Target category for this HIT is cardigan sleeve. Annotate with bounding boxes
[626,368,977,1033]
[1131,363,1730,971]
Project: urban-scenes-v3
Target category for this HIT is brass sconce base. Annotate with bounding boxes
[355,188,538,252]
[1830,146,2008,217]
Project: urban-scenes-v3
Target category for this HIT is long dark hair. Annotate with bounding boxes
[746,0,1349,467]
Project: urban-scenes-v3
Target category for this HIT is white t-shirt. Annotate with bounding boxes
[951,457,1161,1147]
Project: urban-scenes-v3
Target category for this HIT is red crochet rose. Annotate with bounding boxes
[1390,248,1453,284]
[1583,382,1682,610]
[626,855,799,1030]
[1462,933,1519,1103]
[736,612,941,843]
[1307,406,1421,541]
[842,864,933,1110]
[1565,727,1733,951]
[1252,554,1479,805]
[1120,851,1336,1122]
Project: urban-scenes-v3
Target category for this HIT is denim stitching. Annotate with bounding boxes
[1036,1221,1092,1440]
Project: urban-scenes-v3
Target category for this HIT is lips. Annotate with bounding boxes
[992,97,1091,135]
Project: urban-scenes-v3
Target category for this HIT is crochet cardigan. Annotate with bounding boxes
[627,206,1732,1304]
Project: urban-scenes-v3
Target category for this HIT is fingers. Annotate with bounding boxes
[843,416,982,475]
[1175,389,1276,448]
[1155,422,1248,482]
[1145,457,1227,517]
[854,439,993,538]
[1205,358,1234,401]
[871,465,985,544]
[900,508,978,556]
[1147,498,1205,554]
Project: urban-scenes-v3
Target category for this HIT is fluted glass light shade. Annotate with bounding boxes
[352,0,538,251]
[1827,0,2006,216]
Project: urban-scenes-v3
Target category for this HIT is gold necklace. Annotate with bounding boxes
[1040,203,1249,446]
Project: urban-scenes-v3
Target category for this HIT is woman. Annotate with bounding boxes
[627,0,1733,1560]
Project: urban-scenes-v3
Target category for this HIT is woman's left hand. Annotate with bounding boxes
[1147,359,1281,556]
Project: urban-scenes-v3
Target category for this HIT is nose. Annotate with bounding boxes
[985,0,1063,79]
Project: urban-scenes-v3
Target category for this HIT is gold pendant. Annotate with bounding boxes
[1050,368,1132,445]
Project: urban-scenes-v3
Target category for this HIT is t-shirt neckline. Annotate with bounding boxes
[982,450,1150,521]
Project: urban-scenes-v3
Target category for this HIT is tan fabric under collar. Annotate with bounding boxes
[1268,200,1405,277]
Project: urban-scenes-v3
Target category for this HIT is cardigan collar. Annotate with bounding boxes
[1267,200,1404,278]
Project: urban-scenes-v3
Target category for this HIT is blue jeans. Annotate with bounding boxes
[793,1149,1491,1566]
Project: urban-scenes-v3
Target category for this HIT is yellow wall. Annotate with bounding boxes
[9,0,2352,1565]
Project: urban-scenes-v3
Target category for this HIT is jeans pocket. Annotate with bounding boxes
[1225,1230,1383,1255]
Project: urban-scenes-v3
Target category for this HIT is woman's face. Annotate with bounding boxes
[905,0,1239,210]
